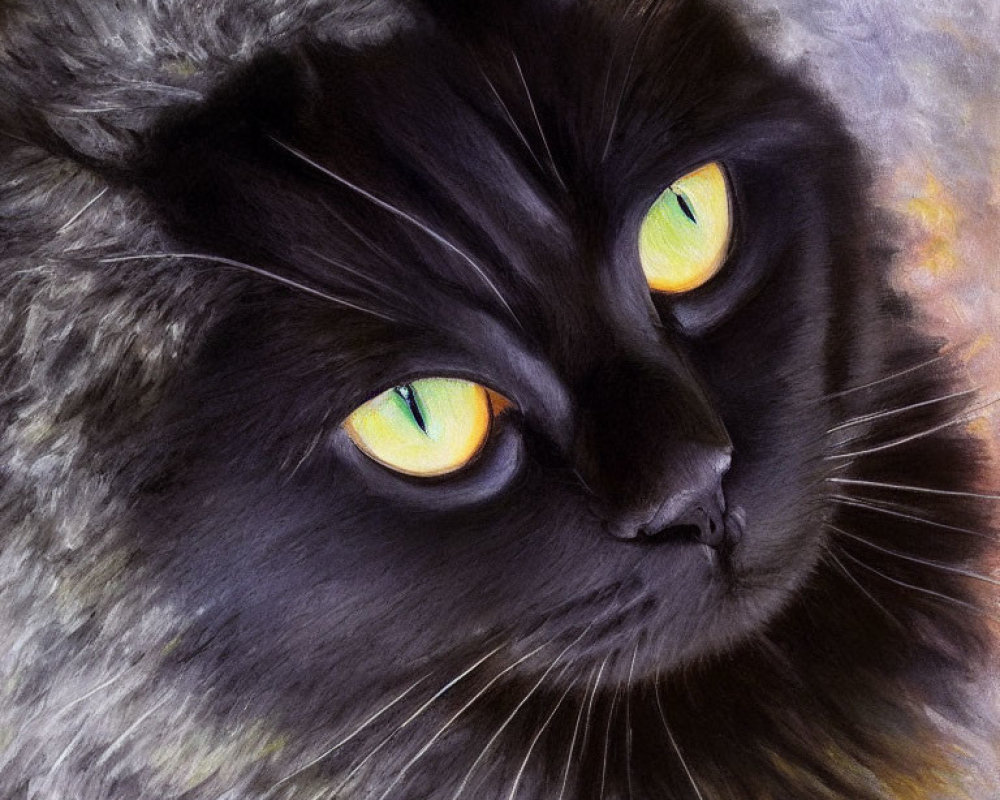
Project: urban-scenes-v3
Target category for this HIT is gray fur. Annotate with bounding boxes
[1,1,997,798]
[0,2,409,797]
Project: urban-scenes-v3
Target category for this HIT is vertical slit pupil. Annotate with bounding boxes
[395,384,427,434]
[675,191,697,223]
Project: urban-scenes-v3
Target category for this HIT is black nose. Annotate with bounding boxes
[604,447,731,547]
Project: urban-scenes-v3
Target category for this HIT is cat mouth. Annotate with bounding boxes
[512,525,748,682]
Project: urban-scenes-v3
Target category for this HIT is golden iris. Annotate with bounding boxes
[638,162,732,293]
[344,377,497,477]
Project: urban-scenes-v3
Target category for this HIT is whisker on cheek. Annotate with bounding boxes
[504,662,576,800]
[264,672,431,795]
[834,548,994,622]
[825,523,1000,588]
[826,394,1000,460]
[448,622,595,800]
[324,643,508,796]
[557,665,597,800]
[827,477,1000,502]
[829,494,998,541]
[654,676,706,800]
[822,547,904,630]
[825,387,978,434]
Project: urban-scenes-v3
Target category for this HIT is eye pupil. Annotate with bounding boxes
[638,162,730,294]
[674,191,697,223]
[395,384,428,434]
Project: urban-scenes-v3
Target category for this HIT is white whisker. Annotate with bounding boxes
[329,644,506,794]
[654,678,704,800]
[304,785,332,800]
[447,624,594,800]
[827,388,978,434]
[477,67,545,172]
[836,549,987,617]
[580,653,609,756]
[47,726,87,778]
[829,495,997,541]
[821,352,951,400]
[302,246,409,300]
[56,106,138,114]
[286,424,327,482]
[58,187,108,234]
[826,395,1000,460]
[378,639,553,800]
[505,664,576,800]
[827,477,1000,501]
[43,665,132,723]
[270,138,522,328]
[625,642,640,800]
[265,673,430,793]
[557,666,596,800]
[99,252,397,322]
[93,696,170,769]
[510,51,567,192]
[316,199,408,271]
[601,8,653,163]
[825,524,1000,588]
[600,686,618,800]
[824,548,902,628]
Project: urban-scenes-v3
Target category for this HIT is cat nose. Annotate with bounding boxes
[603,448,731,546]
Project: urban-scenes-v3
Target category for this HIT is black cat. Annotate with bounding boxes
[0,1,996,798]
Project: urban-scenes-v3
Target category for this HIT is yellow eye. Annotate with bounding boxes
[638,162,732,293]
[343,378,500,477]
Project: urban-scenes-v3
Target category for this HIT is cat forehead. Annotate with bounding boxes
[145,0,797,340]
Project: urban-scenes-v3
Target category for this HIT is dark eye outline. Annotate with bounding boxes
[638,158,804,337]
[340,376,515,480]
[638,161,736,297]
[331,405,526,508]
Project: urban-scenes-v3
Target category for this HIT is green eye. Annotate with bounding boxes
[343,377,502,477]
[638,162,732,293]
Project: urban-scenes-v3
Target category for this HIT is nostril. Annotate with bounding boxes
[644,504,727,548]
[643,523,702,543]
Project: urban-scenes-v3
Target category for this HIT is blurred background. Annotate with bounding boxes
[724,0,1000,466]
[720,2,1000,792]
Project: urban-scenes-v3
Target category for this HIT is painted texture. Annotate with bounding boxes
[0,1,997,797]
[719,1,1000,795]
[724,0,1000,455]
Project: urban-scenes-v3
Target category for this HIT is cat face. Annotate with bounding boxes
[137,0,881,706]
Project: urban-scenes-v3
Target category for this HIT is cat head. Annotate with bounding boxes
[123,0,949,713]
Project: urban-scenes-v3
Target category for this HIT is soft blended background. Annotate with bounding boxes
[0,1,996,797]
[719,0,1000,794]
[720,0,1000,460]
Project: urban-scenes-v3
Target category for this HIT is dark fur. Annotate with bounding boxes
[1,1,996,798]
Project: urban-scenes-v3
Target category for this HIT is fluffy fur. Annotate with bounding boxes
[1,1,997,798]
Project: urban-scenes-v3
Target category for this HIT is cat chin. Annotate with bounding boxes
[500,527,824,688]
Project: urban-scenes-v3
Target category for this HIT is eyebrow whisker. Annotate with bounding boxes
[601,4,656,163]
[510,50,567,193]
[270,138,523,329]
[477,65,546,174]
[99,252,398,322]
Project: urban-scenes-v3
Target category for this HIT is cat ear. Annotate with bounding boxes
[126,45,326,188]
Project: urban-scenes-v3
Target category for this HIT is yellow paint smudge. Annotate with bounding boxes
[966,417,991,439]
[257,734,288,758]
[904,173,960,275]
[961,334,994,363]
[152,721,288,792]
[161,635,183,656]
